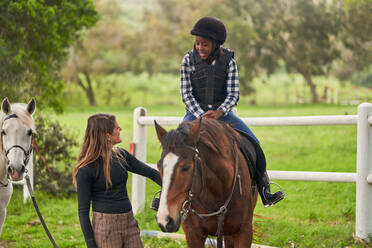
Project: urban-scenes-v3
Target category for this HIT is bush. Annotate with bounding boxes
[33,113,78,195]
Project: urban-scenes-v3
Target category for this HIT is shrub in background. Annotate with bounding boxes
[33,113,78,195]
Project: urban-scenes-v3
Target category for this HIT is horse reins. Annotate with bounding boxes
[180,144,242,248]
[1,113,59,248]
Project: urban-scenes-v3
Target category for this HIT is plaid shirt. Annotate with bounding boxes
[180,49,240,118]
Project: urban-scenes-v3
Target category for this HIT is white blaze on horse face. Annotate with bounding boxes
[2,119,32,180]
[157,152,179,226]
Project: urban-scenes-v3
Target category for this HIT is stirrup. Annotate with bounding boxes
[262,181,285,208]
[150,190,161,211]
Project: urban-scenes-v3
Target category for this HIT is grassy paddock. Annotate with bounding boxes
[1,103,370,247]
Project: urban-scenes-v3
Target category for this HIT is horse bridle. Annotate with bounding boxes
[179,144,242,248]
[1,113,59,247]
[1,113,34,175]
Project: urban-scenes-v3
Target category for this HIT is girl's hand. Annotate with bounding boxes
[202,109,223,119]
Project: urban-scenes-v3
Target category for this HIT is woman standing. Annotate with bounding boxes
[73,113,161,248]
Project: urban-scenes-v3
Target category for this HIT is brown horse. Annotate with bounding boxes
[154,118,257,248]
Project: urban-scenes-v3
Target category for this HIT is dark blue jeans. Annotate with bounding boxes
[183,110,259,143]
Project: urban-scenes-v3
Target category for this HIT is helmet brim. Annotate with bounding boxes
[190,30,213,41]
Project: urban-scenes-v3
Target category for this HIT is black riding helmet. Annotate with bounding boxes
[190,17,226,45]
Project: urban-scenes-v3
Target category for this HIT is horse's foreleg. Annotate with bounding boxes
[184,231,206,248]
[0,184,13,235]
[0,207,6,235]
[182,221,206,248]
[224,236,235,248]
[233,221,253,248]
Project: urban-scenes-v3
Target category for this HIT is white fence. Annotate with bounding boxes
[131,103,372,242]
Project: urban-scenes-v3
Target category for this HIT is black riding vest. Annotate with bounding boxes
[189,47,234,111]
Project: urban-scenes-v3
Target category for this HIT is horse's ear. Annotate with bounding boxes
[154,120,167,142]
[1,98,11,115]
[27,98,36,115]
[185,117,202,145]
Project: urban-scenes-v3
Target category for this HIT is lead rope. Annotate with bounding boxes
[25,174,59,247]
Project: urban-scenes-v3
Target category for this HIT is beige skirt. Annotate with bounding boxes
[92,211,144,248]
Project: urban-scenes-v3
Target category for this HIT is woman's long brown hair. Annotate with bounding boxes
[72,113,116,189]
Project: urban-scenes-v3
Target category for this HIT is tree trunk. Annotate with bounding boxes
[302,71,319,103]
[76,72,97,106]
[85,87,96,106]
[295,63,319,103]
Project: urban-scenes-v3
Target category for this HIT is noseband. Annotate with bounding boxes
[1,113,33,169]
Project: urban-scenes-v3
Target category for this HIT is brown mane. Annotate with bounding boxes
[161,118,240,156]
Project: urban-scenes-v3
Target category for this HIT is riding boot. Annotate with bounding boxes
[256,172,285,208]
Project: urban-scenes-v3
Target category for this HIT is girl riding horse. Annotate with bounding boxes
[180,16,285,207]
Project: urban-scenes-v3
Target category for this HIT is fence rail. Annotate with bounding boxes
[131,103,372,243]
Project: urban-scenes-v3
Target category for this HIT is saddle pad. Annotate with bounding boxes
[236,130,267,185]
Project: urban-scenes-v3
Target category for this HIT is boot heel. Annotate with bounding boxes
[263,182,285,207]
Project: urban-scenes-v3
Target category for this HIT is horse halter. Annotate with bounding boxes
[179,143,242,248]
[180,144,242,221]
[1,113,34,168]
[179,145,204,221]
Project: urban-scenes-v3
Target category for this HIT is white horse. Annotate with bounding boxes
[0,98,36,235]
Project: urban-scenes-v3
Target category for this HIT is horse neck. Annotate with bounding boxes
[196,149,235,205]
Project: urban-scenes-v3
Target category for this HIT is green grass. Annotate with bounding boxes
[2,103,371,247]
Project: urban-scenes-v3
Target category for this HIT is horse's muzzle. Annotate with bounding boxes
[8,164,25,181]
[157,215,180,233]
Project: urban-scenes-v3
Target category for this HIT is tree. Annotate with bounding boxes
[245,0,342,103]
[335,0,372,85]
[62,0,136,106]
[0,0,98,113]
[130,0,196,75]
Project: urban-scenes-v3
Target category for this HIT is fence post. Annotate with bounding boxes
[132,107,147,214]
[356,103,372,242]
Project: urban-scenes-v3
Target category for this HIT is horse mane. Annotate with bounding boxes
[162,118,240,155]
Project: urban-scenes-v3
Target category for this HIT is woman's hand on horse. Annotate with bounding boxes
[202,109,223,119]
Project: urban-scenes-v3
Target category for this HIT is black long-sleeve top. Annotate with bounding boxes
[76,148,162,248]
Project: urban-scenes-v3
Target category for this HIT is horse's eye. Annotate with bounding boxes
[1,130,5,136]
[181,164,191,172]
[27,129,33,136]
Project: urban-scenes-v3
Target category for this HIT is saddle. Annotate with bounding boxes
[235,129,267,194]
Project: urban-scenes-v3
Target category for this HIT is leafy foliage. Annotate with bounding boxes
[351,65,372,89]
[0,0,98,113]
[336,0,372,81]
[33,113,78,195]
[245,0,344,103]
[62,0,138,105]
